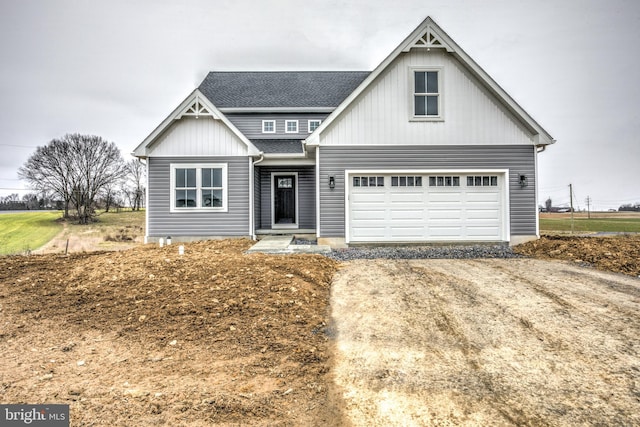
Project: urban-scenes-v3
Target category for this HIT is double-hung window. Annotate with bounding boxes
[171,164,227,212]
[412,68,442,120]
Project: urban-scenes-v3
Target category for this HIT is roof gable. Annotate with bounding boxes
[133,89,260,157]
[307,17,555,146]
[198,71,370,110]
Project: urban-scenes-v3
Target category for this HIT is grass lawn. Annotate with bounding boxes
[0,211,64,255]
[540,217,640,233]
[0,209,146,255]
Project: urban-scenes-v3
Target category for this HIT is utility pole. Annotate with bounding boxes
[585,196,591,219]
[569,184,574,234]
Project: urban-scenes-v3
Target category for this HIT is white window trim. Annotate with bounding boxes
[409,66,444,122]
[170,163,228,213]
[285,120,299,134]
[308,119,321,133]
[262,120,276,134]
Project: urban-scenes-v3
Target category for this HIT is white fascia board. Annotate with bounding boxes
[258,158,316,166]
[219,107,335,113]
[262,153,307,159]
[308,17,440,143]
[426,19,555,145]
[133,89,199,157]
[132,89,261,157]
[308,16,555,147]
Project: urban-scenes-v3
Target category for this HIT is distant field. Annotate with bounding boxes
[540,211,640,233]
[0,211,64,255]
[0,209,146,255]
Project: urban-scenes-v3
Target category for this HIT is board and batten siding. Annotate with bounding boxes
[226,114,328,139]
[318,145,536,238]
[321,50,534,147]
[257,166,316,230]
[148,157,250,237]
[147,117,249,157]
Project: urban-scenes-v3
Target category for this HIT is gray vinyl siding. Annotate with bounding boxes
[226,114,329,139]
[257,166,316,230]
[148,157,250,237]
[319,145,536,238]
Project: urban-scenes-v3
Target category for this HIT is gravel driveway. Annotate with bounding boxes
[331,258,640,426]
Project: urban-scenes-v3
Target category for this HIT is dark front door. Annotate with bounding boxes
[274,175,296,225]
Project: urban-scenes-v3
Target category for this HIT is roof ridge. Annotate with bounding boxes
[205,70,370,74]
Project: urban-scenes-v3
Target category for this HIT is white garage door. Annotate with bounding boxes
[348,173,506,243]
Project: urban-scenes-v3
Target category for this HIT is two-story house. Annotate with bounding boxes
[133,16,554,246]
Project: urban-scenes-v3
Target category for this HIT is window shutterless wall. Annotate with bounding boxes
[148,157,250,237]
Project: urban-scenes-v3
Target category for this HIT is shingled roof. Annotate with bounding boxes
[250,139,304,154]
[198,71,370,109]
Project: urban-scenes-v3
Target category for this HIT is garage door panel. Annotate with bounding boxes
[427,210,463,220]
[351,209,387,220]
[467,192,500,203]
[351,193,386,203]
[466,209,500,219]
[428,226,464,237]
[466,226,501,237]
[390,209,425,221]
[390,193,425,203]
[429,192,463,203]
[390,225,427,236]
[349,173,505,242]
[351,227,386,239]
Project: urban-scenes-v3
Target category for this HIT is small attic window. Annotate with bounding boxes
[308,120,321,133]
[285,120,299,133]
[262,120,275,133]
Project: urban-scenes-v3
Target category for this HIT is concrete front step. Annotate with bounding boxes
[247,235,331,254]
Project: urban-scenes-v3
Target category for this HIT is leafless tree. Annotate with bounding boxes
[123,159,146,211]
[21,193,39,210]
[19,133,125,223]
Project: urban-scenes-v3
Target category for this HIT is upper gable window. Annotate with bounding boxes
[262,120,276,133]
[285,120,299,133]
[412,68,443,120]
[308,120,321,133]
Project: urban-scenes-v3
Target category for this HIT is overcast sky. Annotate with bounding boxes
[1,0,638,210]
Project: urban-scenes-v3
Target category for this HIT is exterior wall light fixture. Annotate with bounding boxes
[329,175,335,189]
[519,175,528,188]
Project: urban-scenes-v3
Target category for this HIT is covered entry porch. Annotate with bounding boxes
[253,165,316,234]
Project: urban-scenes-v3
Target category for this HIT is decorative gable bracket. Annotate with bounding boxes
[177,94,220,119]
[403,25,455,53]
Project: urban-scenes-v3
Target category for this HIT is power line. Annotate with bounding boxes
[0,143,39,148]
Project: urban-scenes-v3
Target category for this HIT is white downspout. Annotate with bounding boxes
[315,147,320,239]
[250,153,265,240]
[141,157,149,244]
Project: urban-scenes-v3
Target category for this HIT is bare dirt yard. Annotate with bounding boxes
[331,258,640,426]
[515,234,640,277]
[0,240,341,426]
[1,232,639,425]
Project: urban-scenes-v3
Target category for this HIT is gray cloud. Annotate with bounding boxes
[1,0,639,209]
